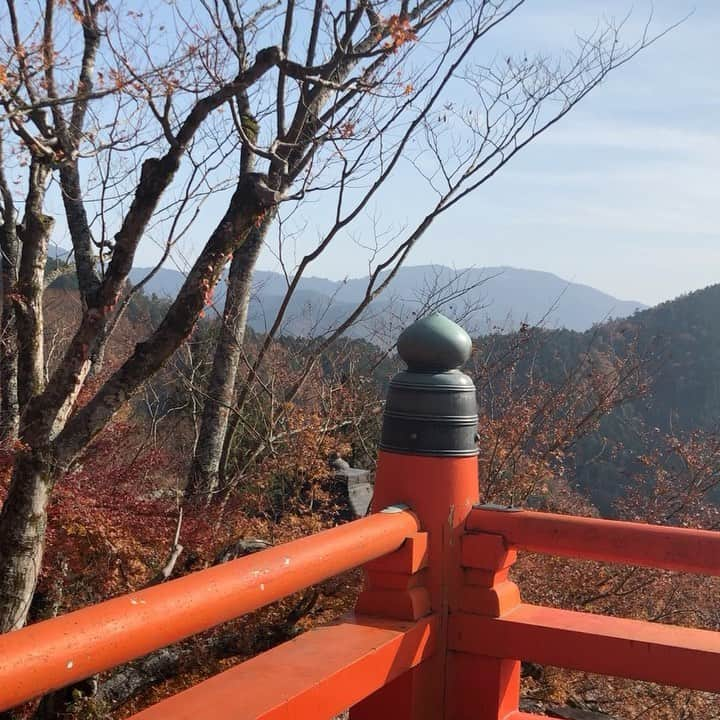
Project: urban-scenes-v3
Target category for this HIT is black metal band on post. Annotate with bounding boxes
[380,313,478,457]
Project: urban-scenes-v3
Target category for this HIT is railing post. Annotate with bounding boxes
[350,314,480,720]
[447,517,522,719]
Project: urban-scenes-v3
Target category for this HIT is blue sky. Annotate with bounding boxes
[250,0,718,307]
[413,0,720,307]
[119,1,717,307]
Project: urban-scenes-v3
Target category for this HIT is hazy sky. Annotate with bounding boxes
[249,0,719,307]
[118,1,717,308]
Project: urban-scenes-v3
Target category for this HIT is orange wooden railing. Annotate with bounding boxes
[1,314,719,719]
[0,508,421,712]
[3,460,719,719]
[455,507,720,707]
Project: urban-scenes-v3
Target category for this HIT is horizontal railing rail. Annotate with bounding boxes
[0,507,419,712]
[469,506,720,575]
[127,616,439,720]
[465,506,720,701]
[451,605,720,693]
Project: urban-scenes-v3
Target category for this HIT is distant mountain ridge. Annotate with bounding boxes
[128,264,646,336]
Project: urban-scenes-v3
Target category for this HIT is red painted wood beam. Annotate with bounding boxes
[468,508,720,575]
[127,615,438,720]
[449,604,720,692]
[0,510,419,712]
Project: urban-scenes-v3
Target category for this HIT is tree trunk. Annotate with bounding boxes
[0,222,19,442]
[0,449,54,632]
[16,160,53,412]
[187,221,269,498]
[49,358,92,440]
[51,175,276,469]
[0,174,277,633]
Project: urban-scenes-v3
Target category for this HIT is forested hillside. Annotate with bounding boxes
[40,268,720,522]
[479,283,720,512]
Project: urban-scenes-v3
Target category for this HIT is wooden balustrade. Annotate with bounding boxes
[1,476,719,720]
[458,505,720,718]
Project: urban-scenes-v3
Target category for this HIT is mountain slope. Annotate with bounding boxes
[129,264,645,335]
[490,283,720,513]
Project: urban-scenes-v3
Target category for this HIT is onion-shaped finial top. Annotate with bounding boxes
[396,312,472,372]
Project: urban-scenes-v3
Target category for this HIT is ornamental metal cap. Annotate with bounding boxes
[397,312,472,371]
[380,313,478,457]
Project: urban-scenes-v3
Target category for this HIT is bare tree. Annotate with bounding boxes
[0,0,673,631]
[189,1,675,497]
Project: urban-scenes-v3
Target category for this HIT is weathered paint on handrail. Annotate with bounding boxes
[0,509,419,711]
[450,604,720,693]
[468,507,720,575]
[126,615,438,719]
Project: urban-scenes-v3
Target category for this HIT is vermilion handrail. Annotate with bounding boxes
[450,604,720,693]
[128,616,438,720]
[0,508,419,711]
[468,507,720,575]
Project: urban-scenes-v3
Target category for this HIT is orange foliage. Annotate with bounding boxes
[383,15,418,52]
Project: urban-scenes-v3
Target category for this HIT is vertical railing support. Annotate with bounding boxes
[350,314,480,720]
[447,522,522,719]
